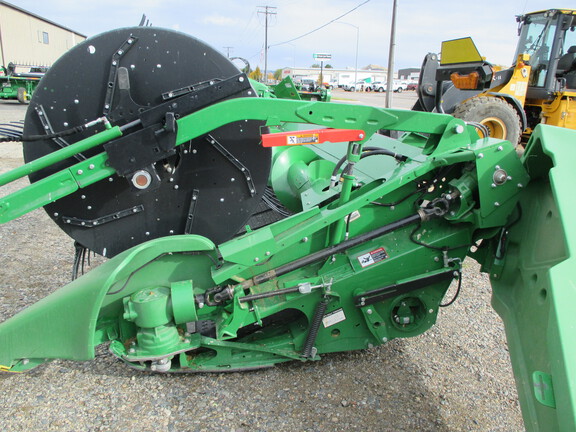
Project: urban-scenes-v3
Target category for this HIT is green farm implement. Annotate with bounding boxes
[0,62,46,104]
[0,27,574,431]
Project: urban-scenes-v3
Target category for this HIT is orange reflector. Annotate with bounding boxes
[450,71,480,90]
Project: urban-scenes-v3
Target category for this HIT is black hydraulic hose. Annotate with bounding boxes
[331,147,408,180]
[242,211,427,290]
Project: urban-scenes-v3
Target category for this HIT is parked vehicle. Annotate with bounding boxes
[406,82,418,91]
[371,81,386,92]
[345,80,368,92]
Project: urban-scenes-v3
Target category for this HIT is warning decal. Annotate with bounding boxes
[322,308,346,328]
[357,247,388,268]
[286,133,320,145]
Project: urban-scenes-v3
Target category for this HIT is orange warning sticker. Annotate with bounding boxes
[286,133,320,145]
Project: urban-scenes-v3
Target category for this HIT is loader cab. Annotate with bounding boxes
[515,9,576,99]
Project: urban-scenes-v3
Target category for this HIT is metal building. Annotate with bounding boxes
[0,1,86,67]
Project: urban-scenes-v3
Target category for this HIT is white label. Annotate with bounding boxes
[322,308,346,328]
[357,247,388,268]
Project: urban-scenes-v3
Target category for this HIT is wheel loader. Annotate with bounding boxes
[0,25,575,432]
[415,9,576,144]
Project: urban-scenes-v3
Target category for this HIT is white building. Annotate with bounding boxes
[0,1,86,67]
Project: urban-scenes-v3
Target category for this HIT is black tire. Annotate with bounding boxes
[396,87,403,93]
[378,87,384,93]
[453,97,521,144]
[17,87,28,104]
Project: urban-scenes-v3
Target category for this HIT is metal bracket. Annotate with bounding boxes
[34,105,85,161]
[61,205,144,228]
[206,134,256,196]
[103,35,138,116]
[184,189,200,234]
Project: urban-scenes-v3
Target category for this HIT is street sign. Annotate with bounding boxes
[313,53,332,60]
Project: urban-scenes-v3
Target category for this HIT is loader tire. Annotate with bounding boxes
[453,97,521,145]
[16,87,28,104]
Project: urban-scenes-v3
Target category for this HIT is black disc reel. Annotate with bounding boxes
[23,27,270,257]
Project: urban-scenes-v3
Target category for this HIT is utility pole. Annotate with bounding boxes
[385,0,398,108]
[223,46,233,58]
[257,5,277,83]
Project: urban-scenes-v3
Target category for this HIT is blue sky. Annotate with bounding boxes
[9,0,566,71]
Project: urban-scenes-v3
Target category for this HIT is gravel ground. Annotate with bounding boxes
[0,100,524,431]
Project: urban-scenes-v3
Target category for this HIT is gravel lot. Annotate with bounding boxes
[0,98,524,431]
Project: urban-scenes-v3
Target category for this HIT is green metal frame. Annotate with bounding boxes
[0,92,574,430]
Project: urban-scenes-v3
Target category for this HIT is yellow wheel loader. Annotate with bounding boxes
[415,9,576,144]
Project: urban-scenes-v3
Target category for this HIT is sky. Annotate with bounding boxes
[9,0,568,72]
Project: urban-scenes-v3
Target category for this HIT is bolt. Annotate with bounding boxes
[81,195,86,199]
[507,176,512,181]
[382,337,388,342]
[517,183,523,188]
[239,76,245,82]
[89,164,95,170]
[491,183,497,188]
[231,178,235,182]
[53,212,59,217]
[169,230,174,234]
[87,206,92,210]
[494,202,500,207]
[265,251,271,256]
[454,124,464,134]
[477,153,484,159]
[220,198,224,202]
[495,165,501,170]
[184,339,190,344]
[254,257,259,262]
[174,185,179,190]
[128,348,135,354]
[429,309,434,314]
[22,358,29,365]
[302,237,309,243]
[434,256,440,262]
[367,309,373,315]
[497,145,503,151]
[77,169,83,175]
[358,133,364,139]
[145,232,150,236]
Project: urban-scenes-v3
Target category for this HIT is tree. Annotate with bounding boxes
[249,66,262,81]
[325,64,333,68]
[273,68,283,81]
[311,64,320,68]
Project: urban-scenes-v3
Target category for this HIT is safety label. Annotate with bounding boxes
[286,133,320,145]
[322,308,346,328]
[357,247,388,268]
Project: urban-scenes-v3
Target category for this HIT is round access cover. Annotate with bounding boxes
[23,27,270,257]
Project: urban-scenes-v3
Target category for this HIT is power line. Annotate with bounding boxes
[223,46,233,58]
[269,0,371,48]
